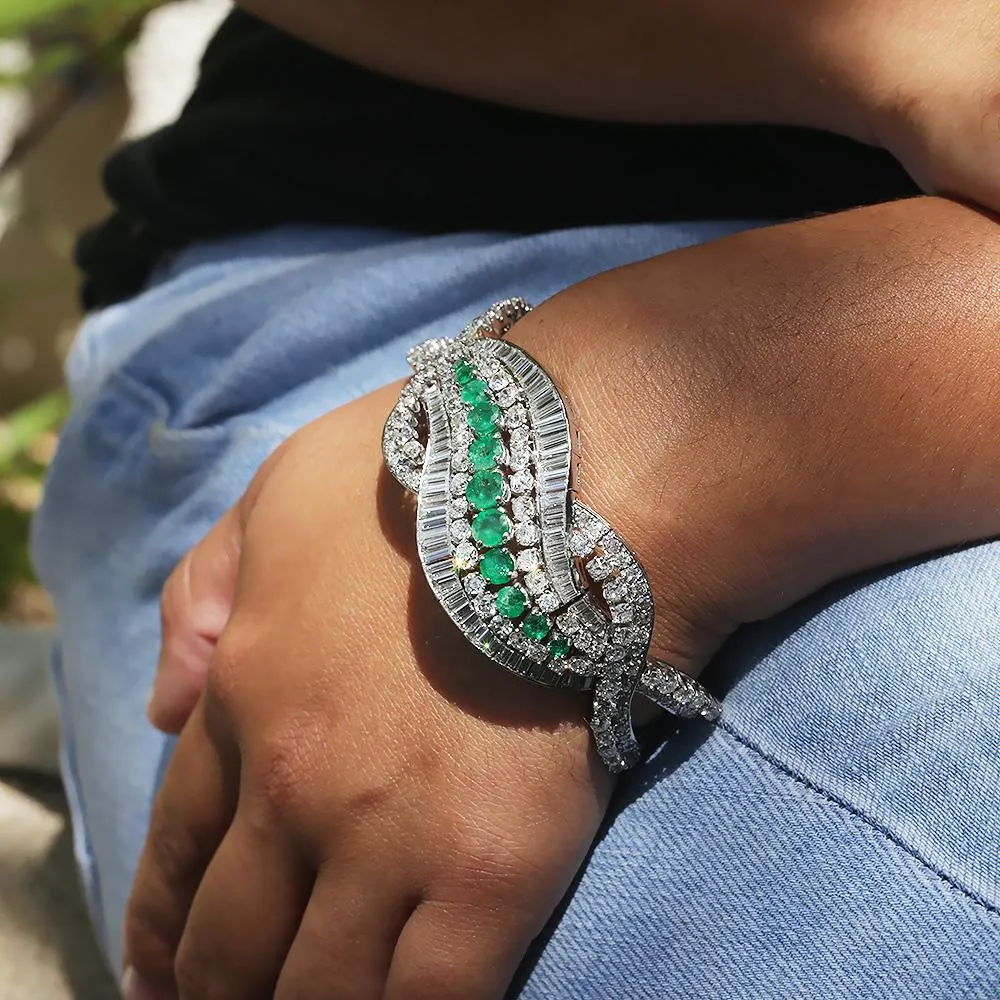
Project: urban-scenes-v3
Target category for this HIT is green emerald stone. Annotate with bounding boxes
[468,435,503,471]
[549,635,571,659]
[480,548,515,585]
[471,508,511,547]
[495,585,527,618]
[522,614,550,642]
[460,378,489,405]
[466,469,503,509]
[453,359,475,385]
[467,400,501,436]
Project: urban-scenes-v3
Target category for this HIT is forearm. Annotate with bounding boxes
[508,197,1000,668]
[236,0,872,138]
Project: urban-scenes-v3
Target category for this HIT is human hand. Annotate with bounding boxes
[124,384,615,1000]
[133,195,1000,998]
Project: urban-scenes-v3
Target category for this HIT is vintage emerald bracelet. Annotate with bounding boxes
[382,299,721,772]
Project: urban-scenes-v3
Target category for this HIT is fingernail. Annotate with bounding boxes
[122,966,158,1000]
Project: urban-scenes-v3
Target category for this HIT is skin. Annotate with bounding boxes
[124,197,1000,999]
[237,0,1000,211]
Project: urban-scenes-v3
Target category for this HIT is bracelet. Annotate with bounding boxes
[382,300,721,772]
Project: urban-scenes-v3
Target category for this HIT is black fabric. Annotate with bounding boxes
[77,9,920,309]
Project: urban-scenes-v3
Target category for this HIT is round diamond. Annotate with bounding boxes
[510,470,533,494]
[402,439,424,461]
[506,403,528,427]
[536,590,560,613]
[515,521,539,546]
[522,614,550,642]
[495,585,527,618]
[449,496,469,518]
[480,548,515,585]
[468,435,503,471]
[452,541,478,570]
[471,508,512,547]
[473,592,496,617]
[450,472,470,496]
[450,519,472,543]
[516,548,541,572]
[523,568,549,595]
[464,573,486,597]
[512,495,535,521]
[466,469,503,509]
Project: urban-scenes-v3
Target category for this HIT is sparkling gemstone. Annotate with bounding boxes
[453,359,475,385]
[468,435,503,471]
[480,548,515,584]
[460,378,490,404]
[611,603,635,624]
[536,590,560,613]
[450,518,472,543]
[522,614,550,641]
[525,641,549,663]
[452,541,478,570]
[523,568,549,595]
[402,439,424,461]
[516,548,541,572]
[569,528,594,559]
[508,448,531,472]
[449,497,469,518]
[511,495,535,521]
[510,469,534,494]
[450,472,470,496]
[586,555,613,580]
[556,611,579,634]
[464,573,486,597]
[451,451,469,472]
[471,508,512,547]
[495,585,527,618]
[506,403,528,426]
[509,426,531,451]
[603,579,628,603]
[467,401,501,436]
[487,371,512,392]
[515,521,539,545]
[496,386,518,408]
[549,635,571,659]
[473,592,496,618]
[466,469,504,509]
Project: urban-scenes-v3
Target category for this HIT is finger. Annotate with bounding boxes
[124,696,238,995]
[172,811,313,1000]
[383,898,536,1000]
[151,505,243,733]
[274,862,414,1000]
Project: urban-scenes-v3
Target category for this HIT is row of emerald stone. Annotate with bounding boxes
[452,357,571,658]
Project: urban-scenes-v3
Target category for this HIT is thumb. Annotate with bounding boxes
[149,504,243,733]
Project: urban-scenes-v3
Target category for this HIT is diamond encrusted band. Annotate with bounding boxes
[382,300,721,772]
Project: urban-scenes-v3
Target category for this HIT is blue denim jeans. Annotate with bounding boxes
[31,221,1000,998]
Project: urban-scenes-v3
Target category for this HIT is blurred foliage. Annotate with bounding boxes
[1,1,162,620]
[0,392,67,616]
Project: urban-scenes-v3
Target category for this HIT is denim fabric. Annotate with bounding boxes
[31,222,1000,998]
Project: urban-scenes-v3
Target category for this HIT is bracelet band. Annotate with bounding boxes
[382,300,721,772]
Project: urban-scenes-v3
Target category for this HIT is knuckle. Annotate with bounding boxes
[248,723,317,823]
[205,627,251,715]
[147,802,204,885]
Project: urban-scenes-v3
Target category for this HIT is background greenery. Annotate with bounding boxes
[0,0,162,620]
